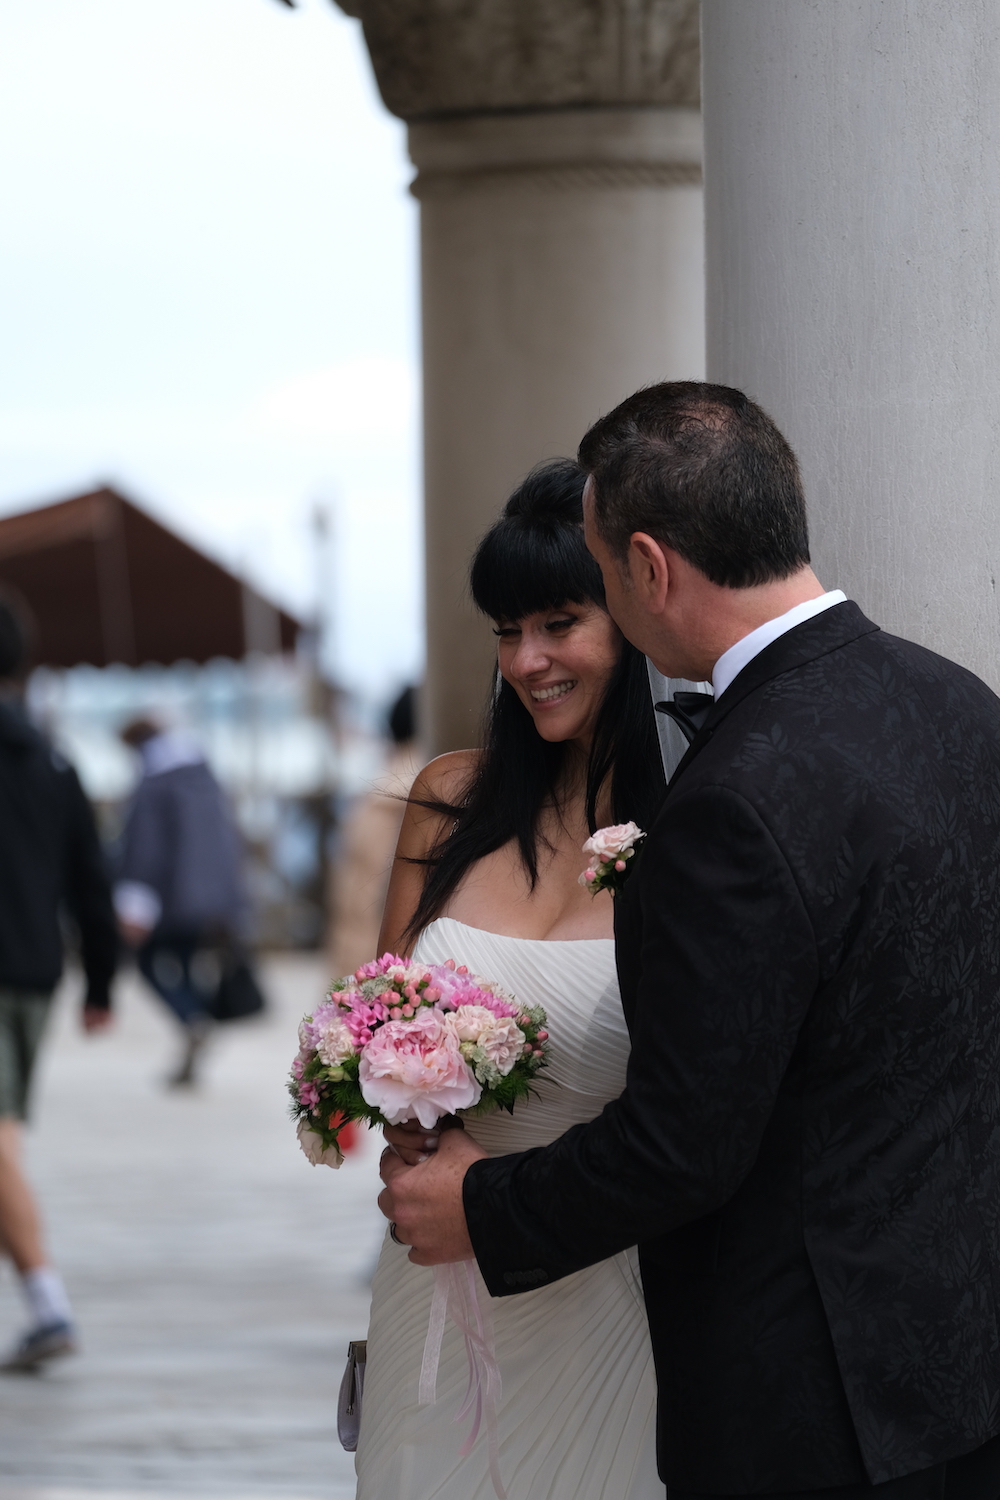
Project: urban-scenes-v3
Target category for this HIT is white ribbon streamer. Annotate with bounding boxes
[418,1265,450,1405]
[419,1262,507,1500]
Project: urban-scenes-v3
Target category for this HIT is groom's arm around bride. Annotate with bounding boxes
[381,382,1000,1499]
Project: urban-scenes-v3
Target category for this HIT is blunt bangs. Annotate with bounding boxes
[470,464,606,624]
[471,521,604,621]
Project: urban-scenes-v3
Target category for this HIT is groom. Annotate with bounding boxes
[380,382,1000,1497]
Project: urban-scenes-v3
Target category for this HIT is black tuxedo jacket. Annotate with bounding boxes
[464,603,1000,1493]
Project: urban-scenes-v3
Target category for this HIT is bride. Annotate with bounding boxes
[355,458,667,1500]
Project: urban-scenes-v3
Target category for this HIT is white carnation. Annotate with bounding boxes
[445,1005,500,1042]
[476,1016,525,1076]
[315,1016,354,1068]
[445,1007,524,1077]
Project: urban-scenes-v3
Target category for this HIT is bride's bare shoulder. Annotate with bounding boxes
[409,748,481,808]
[378,750,480,955]
[392,750,480,863]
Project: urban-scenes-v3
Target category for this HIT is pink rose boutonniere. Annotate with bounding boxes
[579,821,646,897]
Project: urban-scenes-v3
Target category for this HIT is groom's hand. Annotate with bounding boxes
[379,1129,487,1266]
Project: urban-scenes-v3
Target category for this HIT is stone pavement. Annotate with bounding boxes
[0,956,387,1500]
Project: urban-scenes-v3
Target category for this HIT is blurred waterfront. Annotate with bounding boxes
[26,657,393,951]
[0,954,385,1499]
[0,4,414,1494]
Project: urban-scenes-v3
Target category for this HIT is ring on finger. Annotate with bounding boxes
[389,1222,404,1246]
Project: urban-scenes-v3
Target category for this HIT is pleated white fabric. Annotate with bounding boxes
[354,917,662,1500]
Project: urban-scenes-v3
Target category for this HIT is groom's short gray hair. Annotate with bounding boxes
[578,381,810,589]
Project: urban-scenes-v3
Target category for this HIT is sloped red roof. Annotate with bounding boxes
[0,487,300,667]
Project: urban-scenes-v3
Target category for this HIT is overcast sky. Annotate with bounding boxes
[0,0,420,700]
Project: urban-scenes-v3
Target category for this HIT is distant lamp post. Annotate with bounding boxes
[311,500,335,685]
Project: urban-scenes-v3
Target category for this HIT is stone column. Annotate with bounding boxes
[337,1,704,753]
[702,1,1000,691]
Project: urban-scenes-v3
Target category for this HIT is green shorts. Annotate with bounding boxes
[0,988,53,1120]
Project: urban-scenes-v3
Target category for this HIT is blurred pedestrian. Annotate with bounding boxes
[326,685,420,978]
[0,593,117,1370]
[115,718,249,1087]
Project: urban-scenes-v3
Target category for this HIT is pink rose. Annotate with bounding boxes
[582,821,644,863]
[297,1119,344,1169]
[358,1009,480,1128]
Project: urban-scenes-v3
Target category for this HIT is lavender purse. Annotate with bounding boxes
[337,1339,367,1451]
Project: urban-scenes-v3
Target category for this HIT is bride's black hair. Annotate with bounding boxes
[402,458,666,946]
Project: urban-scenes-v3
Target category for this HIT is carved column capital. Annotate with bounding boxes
[333,0,700,122]
[333,0,704,754]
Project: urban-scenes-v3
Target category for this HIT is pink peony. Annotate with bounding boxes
[358,1009,481,1128]
[582,821,644,863]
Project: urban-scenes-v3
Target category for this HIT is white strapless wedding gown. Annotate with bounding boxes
[354,916,661,1500]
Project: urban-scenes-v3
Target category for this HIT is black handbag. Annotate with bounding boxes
[209,950,266,1023]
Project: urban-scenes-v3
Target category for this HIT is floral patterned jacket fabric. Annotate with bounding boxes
[465,602,1000,1493]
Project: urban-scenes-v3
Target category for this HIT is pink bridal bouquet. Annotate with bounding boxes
[290,954,550,1167]
[579,821,646,897]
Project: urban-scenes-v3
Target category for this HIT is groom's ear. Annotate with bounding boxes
[627,533,671,612]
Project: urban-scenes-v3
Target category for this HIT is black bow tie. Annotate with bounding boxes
[654,690,715,745]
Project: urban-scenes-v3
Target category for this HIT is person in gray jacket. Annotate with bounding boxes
[115,718,248,1086]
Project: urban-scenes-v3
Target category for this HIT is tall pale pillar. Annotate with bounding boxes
[702,1,1000,691]
[338,2,704,752]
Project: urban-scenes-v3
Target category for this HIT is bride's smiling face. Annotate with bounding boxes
[494,602,622,748]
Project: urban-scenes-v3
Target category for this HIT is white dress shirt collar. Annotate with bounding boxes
[711,590,848,701]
